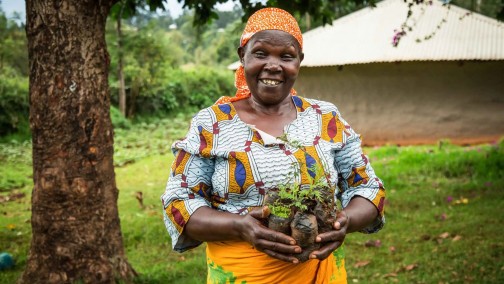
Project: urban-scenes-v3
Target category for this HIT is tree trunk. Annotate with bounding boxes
[305,12,311,31]
[117,2,127,116]
[127,79,138,118]
[22,1,136,283]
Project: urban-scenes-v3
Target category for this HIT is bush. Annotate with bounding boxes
[129,66,234,117]
[0,67,29,137]
[110,106,132,129]
[183,67,234,109]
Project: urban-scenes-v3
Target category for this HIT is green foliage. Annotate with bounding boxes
[0,10,30,139]
[0,10,28,76]
[452,0,504,20]
[110,105,132,129]
[0,66,29,138]
[272,163,327,213]
[127,66,234,116]
[106,14,236,118]
[269,204,291,218]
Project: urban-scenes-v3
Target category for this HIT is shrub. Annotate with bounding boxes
[110,106,132,129]
[0,66,29,137]
[129,66,234,117]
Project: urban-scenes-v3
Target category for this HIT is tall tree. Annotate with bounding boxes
[22,0,136,282]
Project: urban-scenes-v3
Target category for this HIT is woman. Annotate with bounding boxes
[161,8,385,284]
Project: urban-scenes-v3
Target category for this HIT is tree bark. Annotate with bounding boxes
[22,0,136,283]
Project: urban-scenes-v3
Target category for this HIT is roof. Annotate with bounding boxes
[228,0,504,69]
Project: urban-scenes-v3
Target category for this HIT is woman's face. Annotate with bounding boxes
[239,30,304,106]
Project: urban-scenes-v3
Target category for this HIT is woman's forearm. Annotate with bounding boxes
[184,207,245,242]
[343,196,379,233]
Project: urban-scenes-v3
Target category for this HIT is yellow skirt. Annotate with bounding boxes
[206,241,347,284]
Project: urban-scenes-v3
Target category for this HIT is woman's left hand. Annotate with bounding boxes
[309,210,349,260]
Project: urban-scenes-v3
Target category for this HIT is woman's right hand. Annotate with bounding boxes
[236,206,301,264]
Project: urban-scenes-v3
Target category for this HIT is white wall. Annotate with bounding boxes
[295,61,504,145]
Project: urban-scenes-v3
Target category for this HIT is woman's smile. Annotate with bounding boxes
[260,79,282,86]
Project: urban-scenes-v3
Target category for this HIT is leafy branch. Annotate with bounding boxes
[393,0,453,47]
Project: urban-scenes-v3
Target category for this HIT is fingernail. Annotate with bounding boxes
[293,259,299,264]
[316,237,321,242]
[310,254,317,259]
[295,247,301,253]
[290,240,296,245]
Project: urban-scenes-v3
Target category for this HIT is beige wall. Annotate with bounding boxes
[295,61,504,145]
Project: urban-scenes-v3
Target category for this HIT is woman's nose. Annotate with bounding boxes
[264,60,281,72]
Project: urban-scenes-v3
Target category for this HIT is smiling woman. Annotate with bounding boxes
[161,7,386,284]
[234,29,303,136]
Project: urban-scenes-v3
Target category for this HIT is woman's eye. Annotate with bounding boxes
[282,54,294,60]
[254,51,266,58]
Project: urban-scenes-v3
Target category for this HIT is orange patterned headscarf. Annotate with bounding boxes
[215,8,303,105]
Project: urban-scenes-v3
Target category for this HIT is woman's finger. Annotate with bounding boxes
[248,206,270,220]
[309,241,342,260]
[315,230,344,243]
[255,239,301,254]
[262,229,297,245]
[334,211,349,230]
[263,249,299,264]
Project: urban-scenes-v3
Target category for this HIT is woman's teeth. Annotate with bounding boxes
[261,79,281,86]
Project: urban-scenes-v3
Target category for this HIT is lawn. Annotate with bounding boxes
[1,121,503,283]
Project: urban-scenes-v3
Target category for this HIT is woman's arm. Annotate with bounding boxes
[184,206,302,263]
[342,196,379,234]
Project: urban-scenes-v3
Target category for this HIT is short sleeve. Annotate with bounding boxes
[161,111,215,252]
[333,114,386,234]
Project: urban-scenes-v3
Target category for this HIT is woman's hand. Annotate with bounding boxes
[237,207,302,264]
[309,210,349,260]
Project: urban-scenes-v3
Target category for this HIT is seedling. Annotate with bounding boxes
[264,136,339,262]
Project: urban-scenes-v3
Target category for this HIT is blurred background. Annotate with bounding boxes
[1,0,503,283]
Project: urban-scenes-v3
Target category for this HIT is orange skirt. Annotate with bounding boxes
[206,241,347,284]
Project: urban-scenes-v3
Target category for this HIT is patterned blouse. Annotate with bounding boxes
[161,96,386,252]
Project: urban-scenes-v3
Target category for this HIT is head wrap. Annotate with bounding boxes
[215,8,303,105]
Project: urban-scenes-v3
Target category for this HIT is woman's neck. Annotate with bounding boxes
[231,94,297,137]
[247,95,295,117]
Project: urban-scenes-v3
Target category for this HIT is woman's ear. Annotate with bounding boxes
[299,52,304,63]
[237,47,245,64]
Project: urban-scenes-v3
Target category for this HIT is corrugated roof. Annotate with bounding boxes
[228,0,504,69]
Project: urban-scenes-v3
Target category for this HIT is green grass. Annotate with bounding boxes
[1,125,503,283]
[344,143,504,284]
